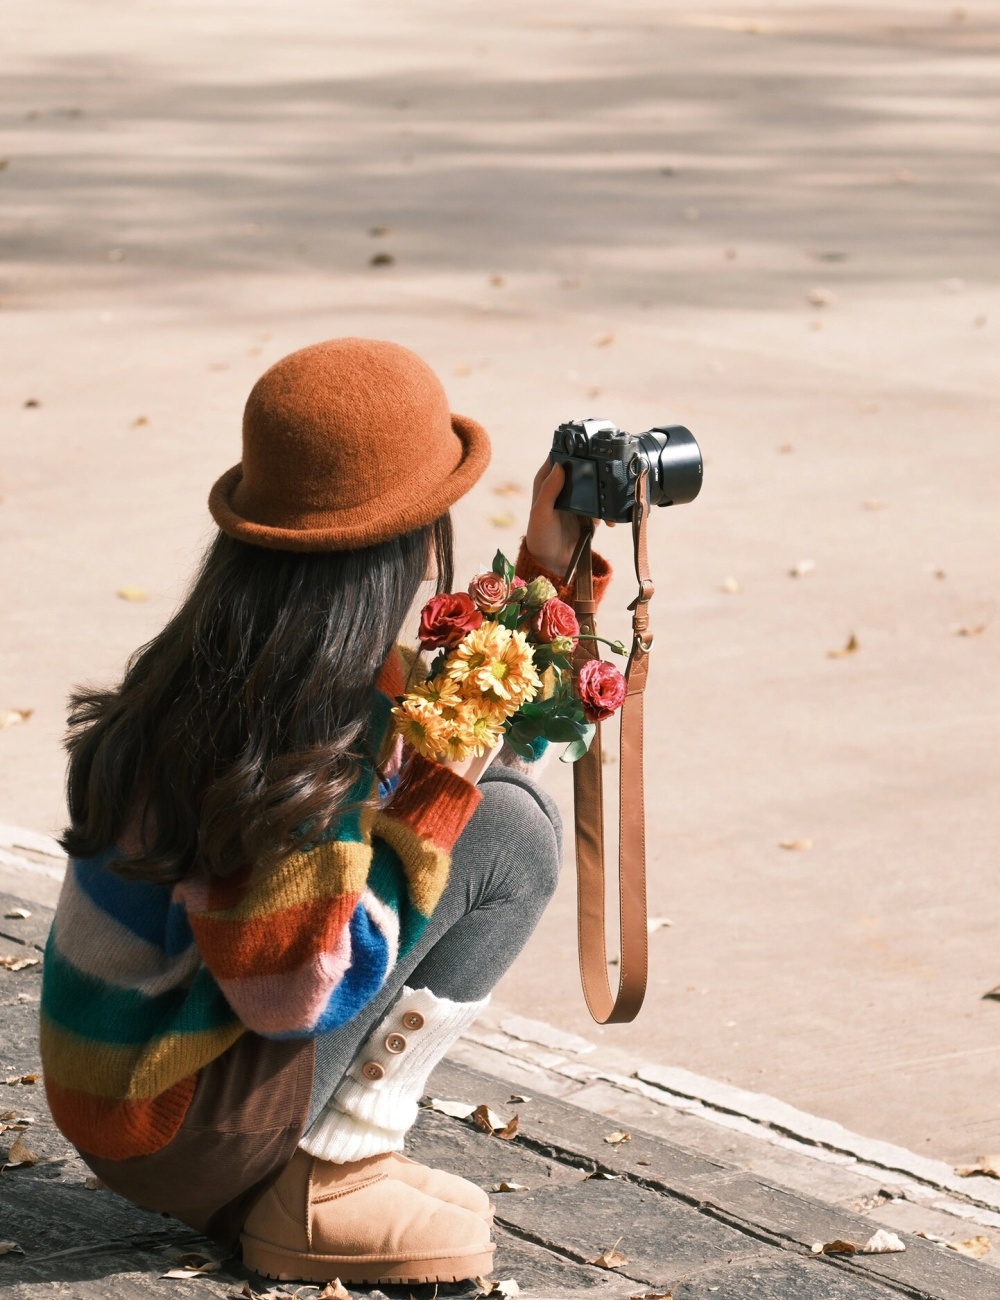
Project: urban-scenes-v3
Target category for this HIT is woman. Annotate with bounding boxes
[40,338,611,1286]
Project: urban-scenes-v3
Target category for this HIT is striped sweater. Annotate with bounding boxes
[41,542,611,1163]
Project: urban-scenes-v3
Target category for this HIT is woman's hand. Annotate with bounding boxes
[442,739,504,786]
[524,460,582,576]
[525,458,614,575]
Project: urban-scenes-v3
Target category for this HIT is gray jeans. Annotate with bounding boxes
[307,764,562,1127]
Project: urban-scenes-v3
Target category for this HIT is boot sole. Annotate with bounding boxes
[241,1233,496,1285]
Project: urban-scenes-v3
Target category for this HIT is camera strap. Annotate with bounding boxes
[566,470,652,1024]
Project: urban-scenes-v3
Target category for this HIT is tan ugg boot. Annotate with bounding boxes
[241,1149,495,1285]
[383,1150,492,1220]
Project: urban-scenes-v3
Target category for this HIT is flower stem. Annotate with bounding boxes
[576,634,628,655]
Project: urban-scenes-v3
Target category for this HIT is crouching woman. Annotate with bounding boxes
[40,339,610,1286]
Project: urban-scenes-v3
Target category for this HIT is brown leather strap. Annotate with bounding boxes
[569,472,652,1024]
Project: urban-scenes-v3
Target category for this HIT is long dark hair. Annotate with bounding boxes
[61,517,453,885]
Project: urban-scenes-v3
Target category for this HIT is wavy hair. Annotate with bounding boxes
[61,518,453,885]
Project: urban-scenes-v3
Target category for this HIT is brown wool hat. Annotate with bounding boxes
[208,337,491,552]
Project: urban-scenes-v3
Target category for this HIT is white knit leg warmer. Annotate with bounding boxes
[300,985,489,1165]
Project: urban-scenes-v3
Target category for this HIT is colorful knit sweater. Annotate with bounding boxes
[41,542,611,1162]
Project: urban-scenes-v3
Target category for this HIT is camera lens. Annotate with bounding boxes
[636,426,703,507]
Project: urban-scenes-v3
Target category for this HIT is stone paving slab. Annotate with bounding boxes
[4,890,1000,1299]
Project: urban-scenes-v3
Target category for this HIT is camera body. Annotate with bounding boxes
[550,418,703,523]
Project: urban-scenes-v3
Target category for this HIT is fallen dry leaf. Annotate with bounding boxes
[0,1241,24,1256]
[4,908,31,920]
[489,275,506,288]
[493,1180,528,1193]
[828,633,859,659]
[318,1282,352,1299]
[0,955,40,972]
[957,624,987,638]
[589,1241,628,1269]
[789,559,815,578]
[586,1171,622,1181]
[427,1098,477,1120]
[720,576,741,594]
[496,1114,519,1141]
[647,916,672,934]
[982,987,1000,1002]
[955,1154,1000,1178]
[603,1130,632,1146]
[453,364,473,377]
[807,287,835,308]
[630,1293,672,1300]
[811,1239,857,1256]
[117,587,148,602]
[3,1135,37,1168]
[131,416,149,428]
[492,483,523,498]
[862,499,886,511]
[779,838,813,852]
[473,1104,517,1138]
[369,226,392,237]
[369,252,395,267]
[488,513,516,529]
[161,1250,222,1278]
[0,709,32,729]
[949,1235,991,1259]
[594,331,615,348]
[861,1230,905,1254]
[3,1075,38,1086]
[84,1174,105,1190]
[508,1094,530,1104]
[476,1278,519,1298]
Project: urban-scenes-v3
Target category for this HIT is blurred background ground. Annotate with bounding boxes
[1,0,998,1166]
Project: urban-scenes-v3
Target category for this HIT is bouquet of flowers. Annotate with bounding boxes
[392,551,628,765]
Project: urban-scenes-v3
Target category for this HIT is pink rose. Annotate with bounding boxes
[510,576,527,591]
[577,659,627,722]
[469,571,510,614]
[419,593,483,650]
[534,597,580,646]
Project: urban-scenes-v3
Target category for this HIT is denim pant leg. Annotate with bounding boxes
[306,765,562,1127]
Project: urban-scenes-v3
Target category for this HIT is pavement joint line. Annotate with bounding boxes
[460,1022,1000,1227]
[0,847,66,882]
[0,823,66,860]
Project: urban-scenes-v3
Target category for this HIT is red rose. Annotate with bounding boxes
[469,571,510,613]
[577,659,627,722]
[419,592,483,650]
[534,597,580,646]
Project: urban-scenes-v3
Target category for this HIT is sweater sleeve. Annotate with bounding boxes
[178,755,480,1040]
[515,538,613,608]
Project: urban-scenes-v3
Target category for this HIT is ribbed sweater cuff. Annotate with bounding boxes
[300,986,488,1165]
[515,539,613,608]
[387,753,482,851]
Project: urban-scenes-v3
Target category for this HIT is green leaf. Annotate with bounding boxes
[493,550,515,584]
[559,723,597,763]
[505,729,537,760]
[544,718,590,743]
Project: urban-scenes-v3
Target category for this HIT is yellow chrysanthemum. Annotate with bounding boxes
[391,697,446,759]
[459,703,506,753]
[447,624,541,704]
[476,689,518,722]
[410,675,464,709]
